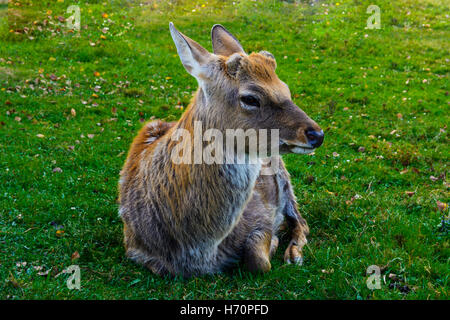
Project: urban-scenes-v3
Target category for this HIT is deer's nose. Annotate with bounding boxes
[305,128,324,148]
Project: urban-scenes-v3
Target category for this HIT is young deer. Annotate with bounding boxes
[119,23,324,277]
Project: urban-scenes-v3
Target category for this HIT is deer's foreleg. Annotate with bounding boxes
[282,198,309,265]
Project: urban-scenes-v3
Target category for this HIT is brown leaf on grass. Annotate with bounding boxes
[14,116,21,122]
[405,191,415,197]
[7,277,20,288]
[396,113,403,119]
[437,201,448,212]
[71,251,80,261]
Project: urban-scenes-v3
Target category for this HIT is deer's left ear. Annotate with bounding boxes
[211,24,246,56]
[169,22,211,80]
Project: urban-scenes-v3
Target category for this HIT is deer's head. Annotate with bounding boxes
[169,23,324,155]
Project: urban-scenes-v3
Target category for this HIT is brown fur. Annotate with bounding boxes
[118,24,323,277]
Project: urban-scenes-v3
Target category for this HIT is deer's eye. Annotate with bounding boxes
[240,95,260,109]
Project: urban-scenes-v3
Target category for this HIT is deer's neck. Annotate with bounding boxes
[161,89,261,241]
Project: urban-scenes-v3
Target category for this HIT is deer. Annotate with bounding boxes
[118,23,324,277]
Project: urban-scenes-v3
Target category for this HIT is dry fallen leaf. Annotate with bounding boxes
[437,201,448,212]
[71,251,80,260]
[405,191,415,197]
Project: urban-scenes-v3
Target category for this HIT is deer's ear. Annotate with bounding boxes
[211,24,245,56]
[169,22,211,79]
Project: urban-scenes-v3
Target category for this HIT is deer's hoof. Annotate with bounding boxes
[284,242,304,266]
[285,256,303,266]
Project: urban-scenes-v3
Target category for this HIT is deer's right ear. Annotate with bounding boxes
[211,24,245,56]
[169,22,211,79]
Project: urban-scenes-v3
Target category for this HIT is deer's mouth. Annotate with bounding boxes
[280,140,315,155]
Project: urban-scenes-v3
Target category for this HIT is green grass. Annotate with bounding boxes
[0,0,448,299]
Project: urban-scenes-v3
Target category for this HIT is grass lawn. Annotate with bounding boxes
[0,0,448,299]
